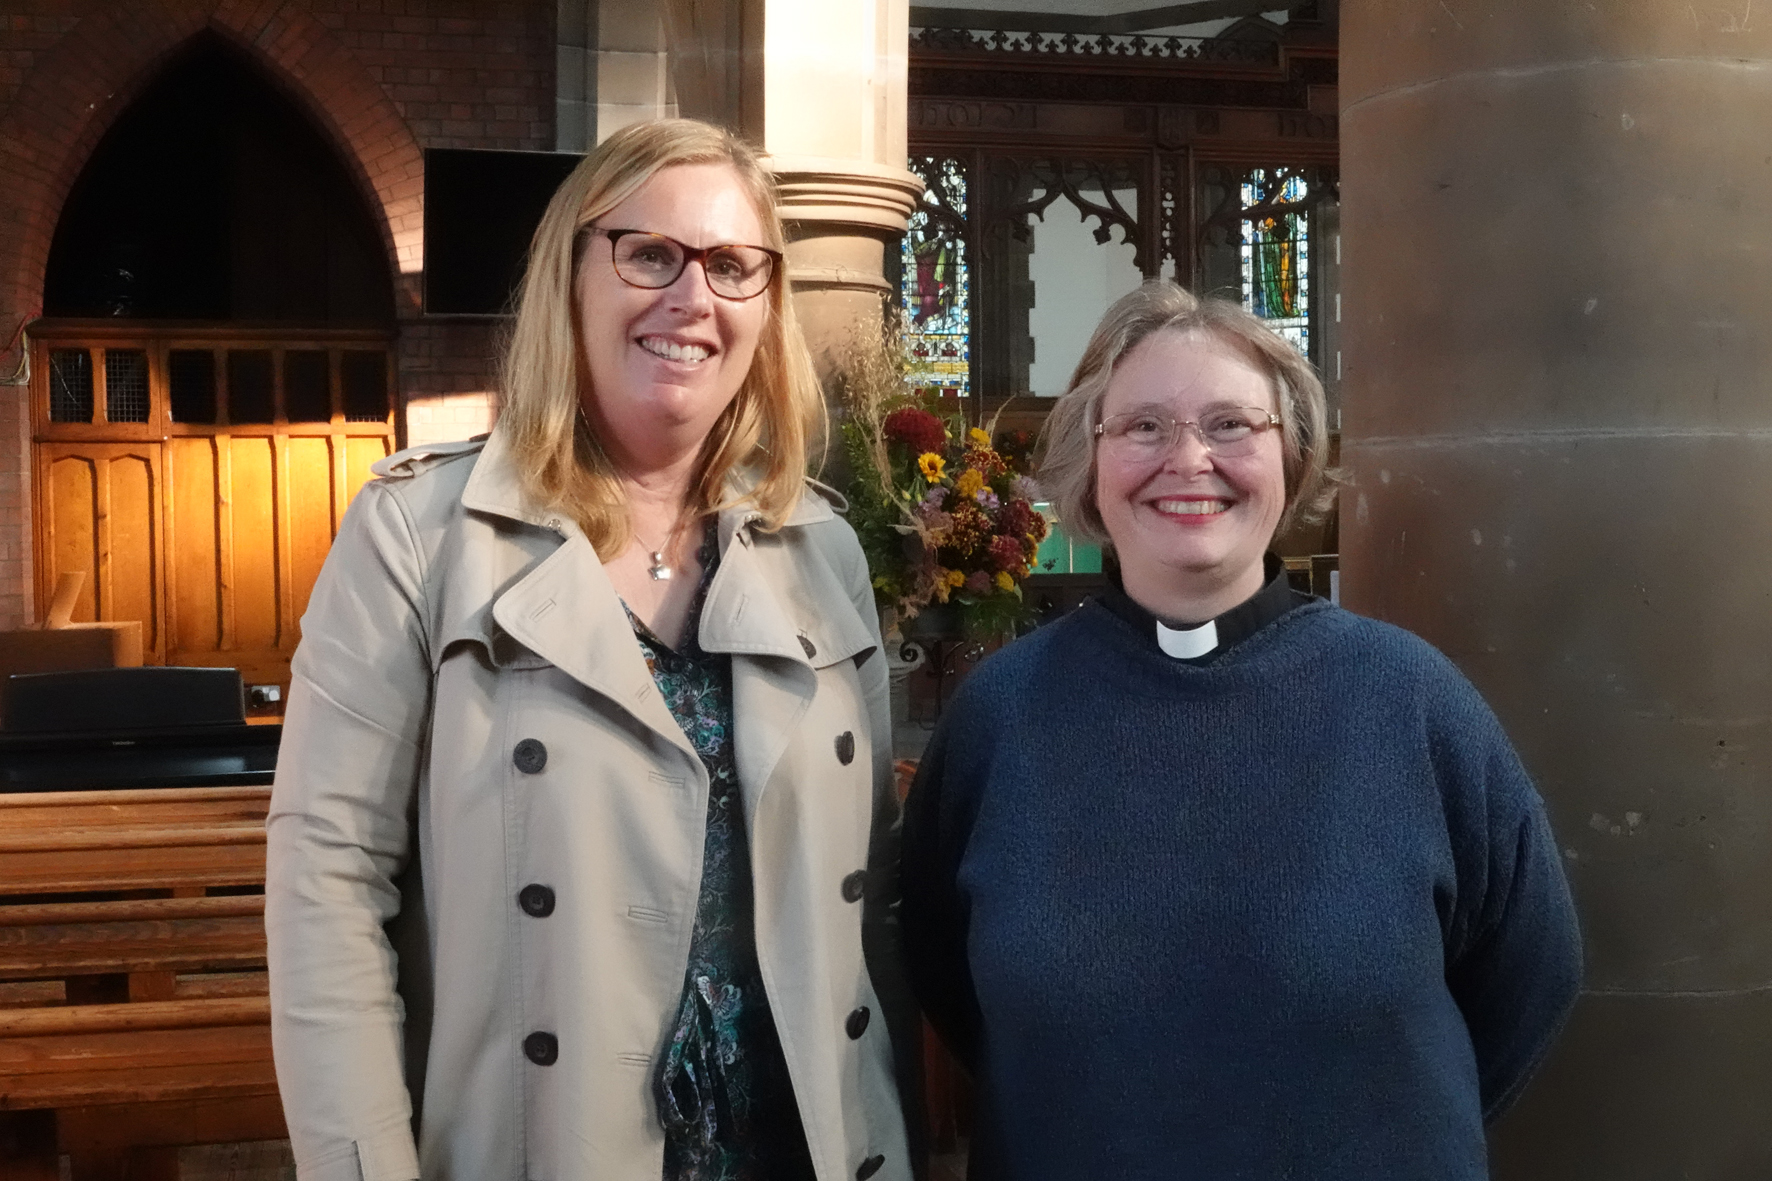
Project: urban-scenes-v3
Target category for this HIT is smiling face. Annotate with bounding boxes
[575,162,770,473]
[1094,327,1288,620]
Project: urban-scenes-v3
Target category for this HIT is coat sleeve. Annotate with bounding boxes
[1428,663,1584,1123]
[830,523,930,1175]
[265,480,431,1181]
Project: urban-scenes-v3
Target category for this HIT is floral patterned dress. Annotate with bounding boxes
[625,525,817,1181]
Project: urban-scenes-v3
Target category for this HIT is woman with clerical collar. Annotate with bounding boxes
[900,283,1582,1180]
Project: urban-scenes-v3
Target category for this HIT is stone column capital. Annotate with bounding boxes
[766,155,925,236]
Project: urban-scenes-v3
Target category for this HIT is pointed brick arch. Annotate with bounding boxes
[0,1,429,629]
[0,0,424,330]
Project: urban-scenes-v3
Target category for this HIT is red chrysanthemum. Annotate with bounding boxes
[963,446,1008,479]
[999,498,1035,539]
[883,407,948,456]
[988,533,1024,572]
[944,501,988,556]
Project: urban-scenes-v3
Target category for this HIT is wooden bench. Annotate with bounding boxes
[0,786,284,1181]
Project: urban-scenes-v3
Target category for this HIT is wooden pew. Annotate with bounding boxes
[0,786,284,1181]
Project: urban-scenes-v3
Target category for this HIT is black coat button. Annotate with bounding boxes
[513,738,547,774]
[523,1031,558,1065]
[517,884,555,917]
[841,870,866,904]
[798,634,817,659]
[856,1154,885,1180]
[835,731,855,765]
[845,1006,871,1039]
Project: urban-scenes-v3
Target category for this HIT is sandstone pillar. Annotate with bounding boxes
[1339,3,1772,1176]
[664,0,921,379]
[560,0,678,149]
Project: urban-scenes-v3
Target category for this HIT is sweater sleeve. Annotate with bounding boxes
[900,686,990,1075]
[1427,663,1583,1123]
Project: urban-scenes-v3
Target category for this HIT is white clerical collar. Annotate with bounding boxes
[1156,618,1219,660]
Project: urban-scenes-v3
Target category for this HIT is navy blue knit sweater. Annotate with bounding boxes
[901,598,1581,1181]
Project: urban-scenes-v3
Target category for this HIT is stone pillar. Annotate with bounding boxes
[1339,3,1772,1177]
[769,156,922,375]
[559,1,678,152]
[593,0,679,143]
[557,0,595,152]
[664,0,921,378]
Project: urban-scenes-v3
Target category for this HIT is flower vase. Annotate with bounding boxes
[901,602,964,643]
[880,612,929,757]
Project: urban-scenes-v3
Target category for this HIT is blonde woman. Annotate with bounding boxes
[268,119,914,1181]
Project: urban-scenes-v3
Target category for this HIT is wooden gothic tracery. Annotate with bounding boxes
[902,12,1342,418]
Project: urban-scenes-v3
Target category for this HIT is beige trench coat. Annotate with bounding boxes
[266,428,915,1181]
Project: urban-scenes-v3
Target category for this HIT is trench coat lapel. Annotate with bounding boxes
[489,530,696,763]
[699,529,819,810]
[463,429,696,762]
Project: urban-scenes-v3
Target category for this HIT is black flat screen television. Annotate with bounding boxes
[423,147,583,315]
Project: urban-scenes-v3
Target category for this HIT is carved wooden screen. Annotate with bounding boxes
[31,323,397,692]
[906,15,1340,421]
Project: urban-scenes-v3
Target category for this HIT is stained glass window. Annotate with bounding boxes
[901,157,970,399]
[1239,169,1311,354]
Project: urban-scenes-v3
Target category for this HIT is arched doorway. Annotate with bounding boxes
[31,34,399,696]
[44,33,394,323]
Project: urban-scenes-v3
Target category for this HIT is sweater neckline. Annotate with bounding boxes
[1098,553,1316,666]
[1072,594,1341,695]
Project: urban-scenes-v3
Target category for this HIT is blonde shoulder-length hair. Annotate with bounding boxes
[1037,281,1337,546]
[497,118,823,559]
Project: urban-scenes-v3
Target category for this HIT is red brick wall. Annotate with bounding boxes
[0,0,553,627]
[314,2,553,149]
[402,319,504,445]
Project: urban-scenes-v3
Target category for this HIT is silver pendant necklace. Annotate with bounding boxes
[635,514,690,581]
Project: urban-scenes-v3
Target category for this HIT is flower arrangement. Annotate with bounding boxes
[838,324,1049,640]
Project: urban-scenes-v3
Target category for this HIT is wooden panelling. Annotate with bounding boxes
[0,786,271,832]
[0,997,268,1038]
[30,327,396,705]
[173,972,268,1000]
[286,436,334,632]
[0,838,267,896]
[44,454,99,623]
[0,911,266,981]
[38,446,165,660]
[164,427,380,679]
[103,452,159,654]
[1,1052,278,1110]
[227,437,279,652]
[167,436,221,655]
[345,435,390,504]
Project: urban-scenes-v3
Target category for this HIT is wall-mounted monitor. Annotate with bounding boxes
[423,147,583,316]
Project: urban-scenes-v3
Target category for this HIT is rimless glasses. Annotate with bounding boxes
[1095,407,1282,459]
